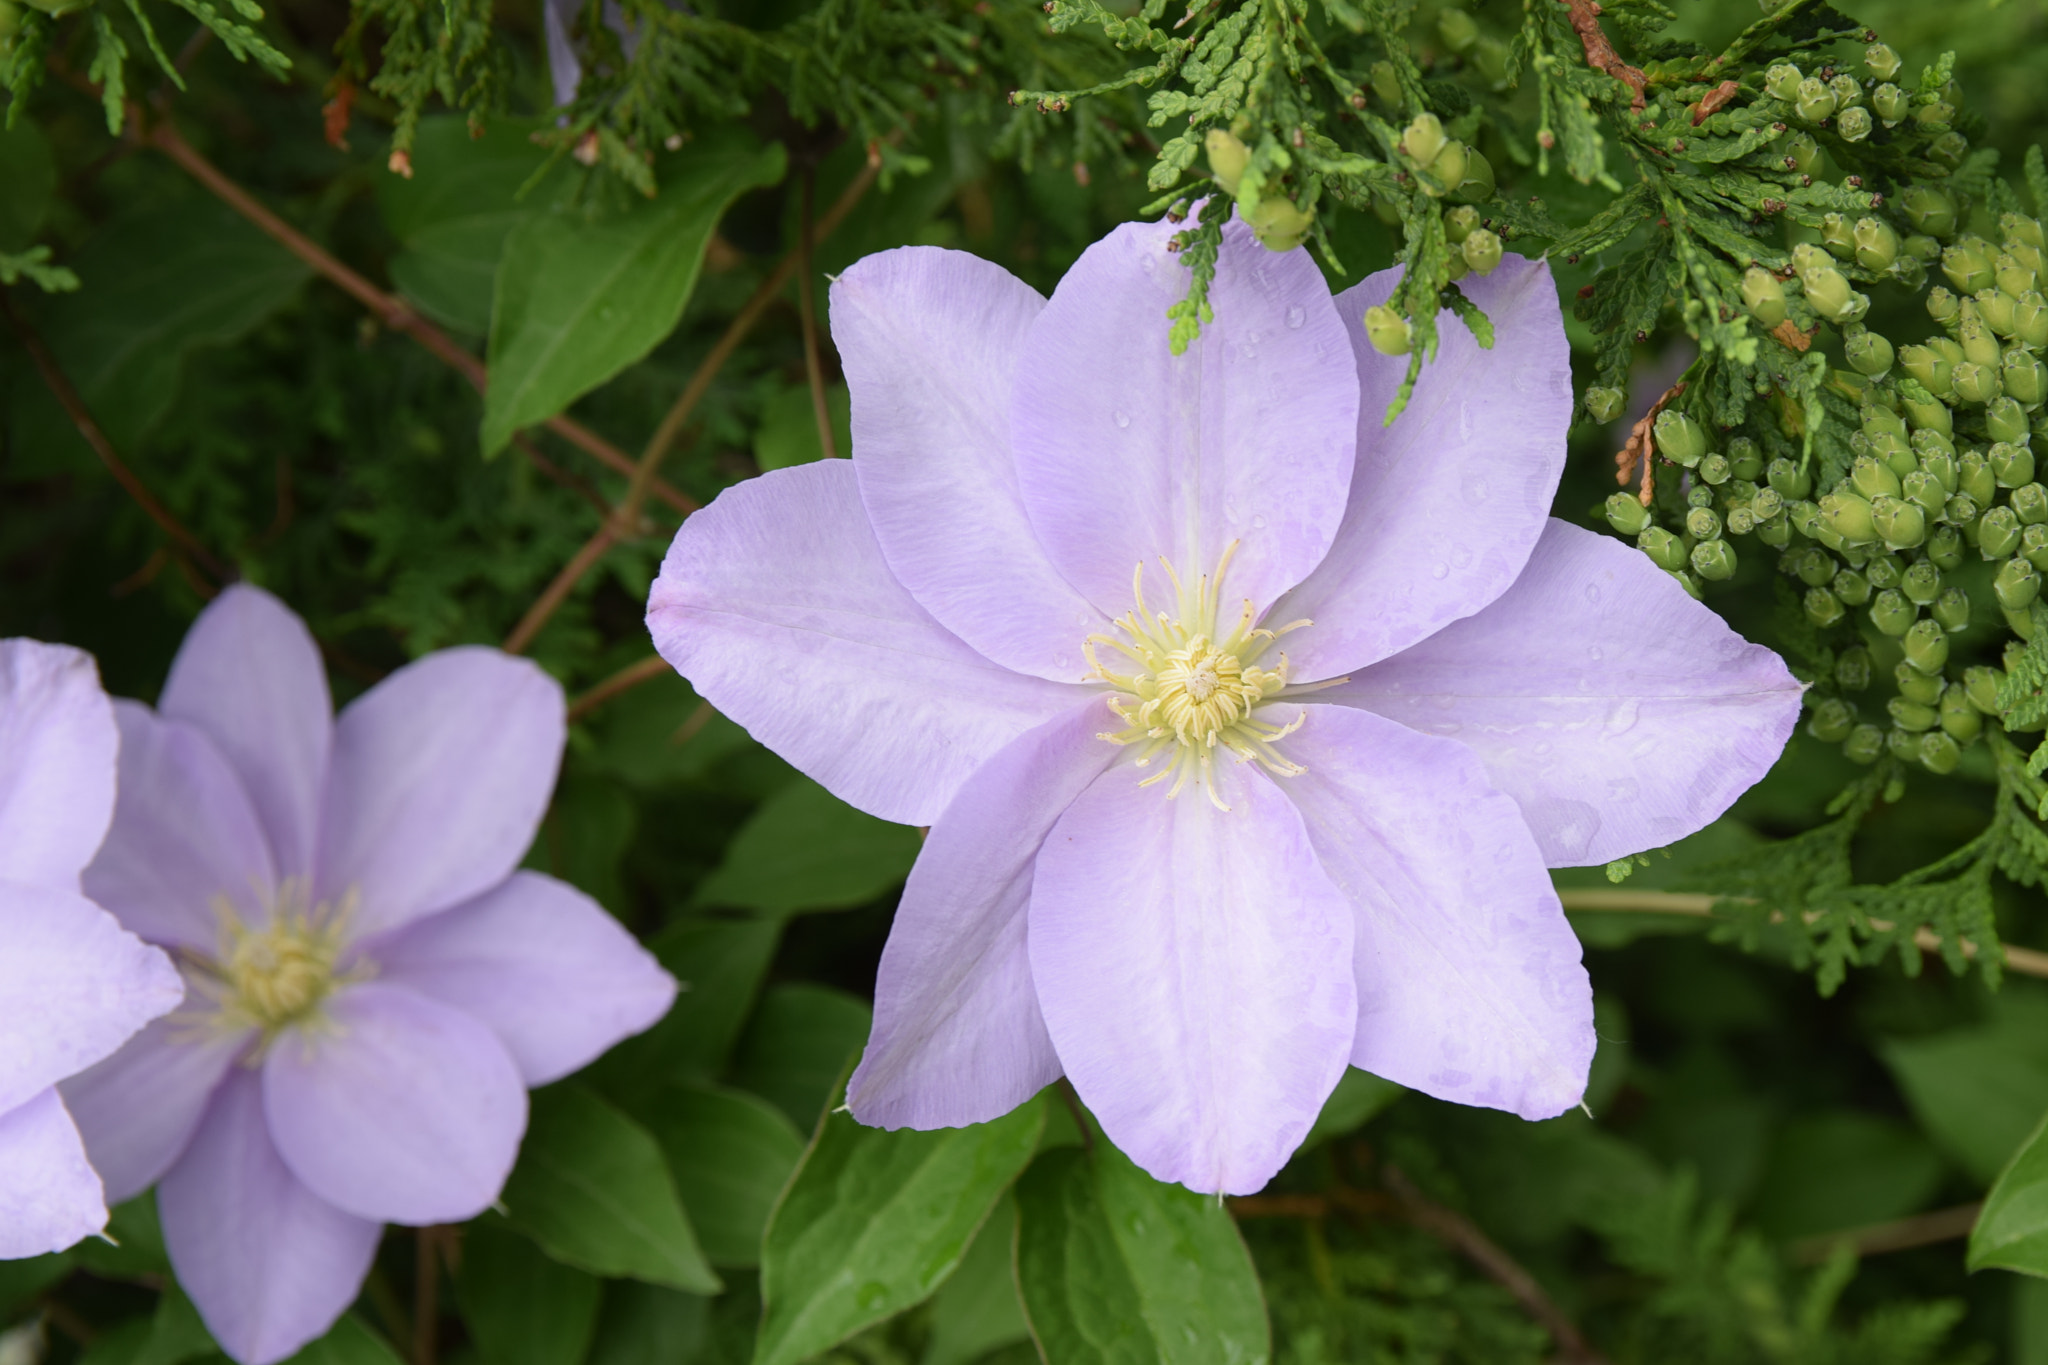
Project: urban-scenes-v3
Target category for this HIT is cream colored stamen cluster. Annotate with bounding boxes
[186,879,366,1042]
[1084,541,1310,811]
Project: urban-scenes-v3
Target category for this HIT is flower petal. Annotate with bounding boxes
[85,703,278,951]
[1280,704,1594,1120]
[0,638,116,890]
[372,871,677,1086]
[848,701,1118,1130]
[160,1072,381,1365]
[62,1010,249,1204]
[1319,520,1803,865]
[647,460,1089,825]
[0,881,182,1115]
[1277,255,1574,680]
[315,649,563,938]
[833,247,1104,680]
[0,1088,105,1259]
[263,982,527,1225]
[159,586,333,881]
[1029,758,1356,1194]
[1009,217,1358,618]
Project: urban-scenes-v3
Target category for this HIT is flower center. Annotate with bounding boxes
[193,880,363,1036]
[1084,542,1313,810]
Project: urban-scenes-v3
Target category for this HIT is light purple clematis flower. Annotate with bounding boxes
[62,586,677,1365]
[0,639,182,1259]
[646,219,1802,1196]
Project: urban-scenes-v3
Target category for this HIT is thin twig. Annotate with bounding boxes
[566,653,674,722]
[503,520,620,655]
[797,166,839,462]
[1558,887,2048,979]
[1789,1202,1981,1264]
[1614,379,1684,508]
[135,109,696,516]
[3,291,229,589]
[1557,0,1647,111]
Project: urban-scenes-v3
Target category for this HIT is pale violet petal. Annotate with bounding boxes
[1029,758,1356,1195]
[62,1009,249,1205]
[0,1088,106,1259]
[1319,520,1803,865]
[0,638,117,890]
[646,460,1090,826]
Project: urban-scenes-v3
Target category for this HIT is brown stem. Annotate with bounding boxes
[3,291,229,589]
[1557,0,1647,112]
[1056,1078,1096,1152]
[566,653,674,722]
[412,1227,442,1365]
[1790,1201,1982,1264]
[503,520,620,655]
[1384,1166,1609,1365]
[797,167,839,462]
[136,110,696,516]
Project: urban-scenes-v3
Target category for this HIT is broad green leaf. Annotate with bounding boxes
[1882,991,2048,1185]
[500,1083,721,1293]
[578,671,751,790]
[1746,1110,1946,1241]
[0,1252,69,1315]
[0,122,56,251]
[77,1321,156,1365]
[378,117,558,336]
[8,197,309,477]
[693,779,921,915]
[529,775,638,916]
[924,1195,1030,1365]
[132,1288,218,1365]
[729,983,873,1132]
[480,133,786,455]
[1014,1142,1270,1365]
[587,916,783,1109]
[643,1083,806,1268]
[752,1094,1044,1365]
[586,1283,710,1365]
[752,382,850,471]
[456,1222,603,1365]
[285,1316,404,1365]
[1301,1069,1405,1150]
[1973,1110,2048,1275]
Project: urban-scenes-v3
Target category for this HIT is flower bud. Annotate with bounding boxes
[1865,42,1901,80]
[1800,267,1864,324]
[1891,695,1939,731]
[1727,438,1763,481]
[1933,586,1971,632]
[1836,107,1872,143]
[1685,507,1722,541]
[1438,7,1479,51]
[1979,505,2023,560]
[1960,450,1998,506]
[1784,132,1822,176]
[1805,586,1845,627]
[1828,74,1861,108]
[1820,213,1855,259]
[1916,429,1957,473]
[1960,311,2002,366]
[1205,129,1251,194]
[1901,392,1951,435]
[1692,538,1737,581]
[1844,724,1886,764]
[2009,213,2048,252]
[1943,239,1996,294]
[1997,556,2041,612]
[1638,526,1688,572]
[1795,77,1837,123]
[1905,235,1942,265]
[1726,506,1757,537]
[1821,490,1877,543]
[1767,457,1811,500]
[1873,82,1910,123]
[2008,605,2039,641]
[1672,569,1703,599]
[1655,409,1710,467]
[1758,513,1792,548]
[1605,492,1651,536]
[1851,456,1902,501]
[1986,397,2032,445]
[1703,453,1737,487]
[2015,483,2048,527]
[1462,228,1503,275]
[1965,665,2004,714]
[1994,266,2036,312]
[1838,647,1874,690]
[1952,361,2002,405]
[1940,686,1982,743]
[1928,525,1965,570]
[1584,386,1625,424]
[1930,132,1969,167]
[1927,286,1961,325]
[1887,726,1924,761]
[1742,268,1788,328]
[1834,569,1873,606]
[1865,404,1909,443]
[1946,493,1981,528]
[1473,36,1508,85]
[1443,205,1479,244]
[1898,345,1953,394]
[1247,196,1314,251]
[1423,140,1469,197]
[1452,149,1495,203]
[1903,185,1958,239]
[1751,488,1784,523]
[1370,61,1401,104]
[1364,305,1412,356]
[1850,217,1899,274]
[1401,113,1447,168]
[1905,618,1952,673]
[1902,470,1947,519]
[1896,661,1945,705]
[1786,546,1834,585]
[2004,349,2048,406]
[1764,63,1803,101]
[1845,328,1894,376]
[1992,442,2036,488]
[1901,559,1942,605]
[2017,293,2048,350]
[1807,696,1856,743]
[1921,730,1962,774]
[1870,588,1917,636]
[2024,523,2048,572]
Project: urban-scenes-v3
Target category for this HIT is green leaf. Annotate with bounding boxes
[530,775,638,917]
[456,1221,603,1365]
[379,116,558,336]
[1746,1111,1947,1241]
[284,1316,404,1365]
[133,1288,219,1365]
[924,1195,1030,1365]
[1881,991,2048,1185]
[0,121,55,251]
[1300,1068,1404,1150]
[1014,1141,1270,1365]
[480,132,786,455]
[1971,1110,2048,1275]
[77,1321,156,1365]
[577,671,751,790]
[500,1083,722,1294]
[73,1194,171,1278]
[752,382,850,471]
[643,1083,806,1268]
[728,983,873,1132]
[752,1094,1045,1365]
[586,1283,711,1365]
[693,779,921,915]
[586,916,783,1110]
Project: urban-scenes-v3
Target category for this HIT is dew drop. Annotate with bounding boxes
[1286,305,1306,329]
[1470,477,1490,501]
[1587,645,1604,661]
[1113,410,1131,429]
[1251,513,1268,530]
[1604,697,1642,735]
[1431,562,1450,580]
[1584,583,1603,604]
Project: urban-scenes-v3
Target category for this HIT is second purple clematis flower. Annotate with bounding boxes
[63,586,677,1365]
[647,218,1802,1195]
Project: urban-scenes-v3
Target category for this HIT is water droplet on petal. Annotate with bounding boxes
[1286,305,1306,329]
[1605,698,1641,735]
[1470,477,1489,501]
[1113,410,1131,429]
[1584,583,1602,604]
[1587,645,1604,661]
[1431,562,1450,579]
[1251,513,1268,530]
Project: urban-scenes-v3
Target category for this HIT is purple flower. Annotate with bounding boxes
[63,587,677,1364]
[0,640,181,1258]
[646,220,1801,1195]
